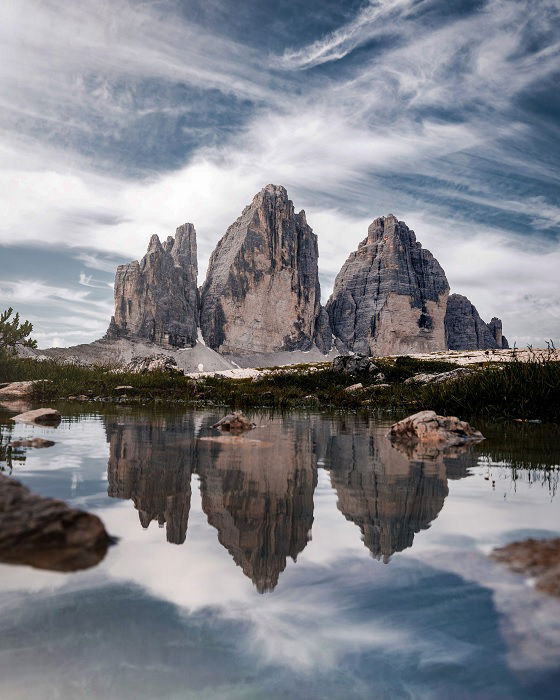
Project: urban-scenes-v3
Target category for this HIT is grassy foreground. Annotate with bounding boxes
[1,351,559,422]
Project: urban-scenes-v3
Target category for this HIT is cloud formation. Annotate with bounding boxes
[0,0,558,346]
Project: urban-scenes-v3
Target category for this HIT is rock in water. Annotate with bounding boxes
[107,223,198,348]
[389,410,484,447]
[326,215,449,355]
[445,294,507,350]
[199,184,331,355]
[0,474,110,571]
[11,408,61,426]
[212,412,255,433]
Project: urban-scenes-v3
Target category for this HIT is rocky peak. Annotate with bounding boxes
[199,184,331,355]
[445,294,508,350]
[106,223,198,348]
[326,215,449,355]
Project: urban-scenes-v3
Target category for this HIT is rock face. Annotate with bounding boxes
[0,474,110,571]
[445,294,508,350]
[107,224,198,348]
[199,185,331,355]
[326,215,449,355]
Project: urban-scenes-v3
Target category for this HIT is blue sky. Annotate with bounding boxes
[0,0,558,347]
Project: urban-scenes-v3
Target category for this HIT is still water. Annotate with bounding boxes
[0,406,559,699]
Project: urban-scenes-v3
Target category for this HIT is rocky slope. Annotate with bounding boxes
[445,294,508,350]
[326,215,450,355]
[199,184,331,355]
[107,223,198,348]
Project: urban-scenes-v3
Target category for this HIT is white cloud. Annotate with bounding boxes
[0,0,557,347]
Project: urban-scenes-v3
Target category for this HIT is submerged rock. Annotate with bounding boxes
[491,538,560,598]
[11,408,61,426]
[0,474,111,571]
[326,215,449,355]
[9,438,55,448]
[212,412,255,433]
[389,410,484,447]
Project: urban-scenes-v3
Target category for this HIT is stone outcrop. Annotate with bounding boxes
[445,294,508,350]
[0,474,110,571]
[326,215,449,355]
[107,223,198,348]
[199,184,331,355]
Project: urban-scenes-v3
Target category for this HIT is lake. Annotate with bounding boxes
[1,405,559,699]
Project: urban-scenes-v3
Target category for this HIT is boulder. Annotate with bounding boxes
[11,408,61,426]
[200,184,331,355]
[123,354,181,374]
[332,354,380,375]
[0,380,51,398]
[0,474,111,572]
[403,367,475,385]
[212,412,255,433]
[389,410,484,447]
[106,223,199,348]
[326,215,449,355]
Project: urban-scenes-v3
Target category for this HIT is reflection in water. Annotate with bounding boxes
[103,413,486,588]
[106,416,196,544]
[197,422,316,592]
[325,420,475,561]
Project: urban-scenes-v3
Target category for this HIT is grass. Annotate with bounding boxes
[1,350,559,422]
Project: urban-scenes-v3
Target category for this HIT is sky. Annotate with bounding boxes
[0,0,559,348]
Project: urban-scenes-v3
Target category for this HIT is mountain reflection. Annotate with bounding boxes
[197,422,316,592]
[325,420,475,562]
[106,416,196,544]
[104,413,474,590]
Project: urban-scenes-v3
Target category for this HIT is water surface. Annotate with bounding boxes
[1,406,559,699]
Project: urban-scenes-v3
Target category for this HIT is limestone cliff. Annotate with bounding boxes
[445,294,508,350]
[107,223,198,348]
[326,215,449,355]
[199,185,331,355]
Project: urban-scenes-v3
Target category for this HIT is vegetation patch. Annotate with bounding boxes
[0,350,559,422]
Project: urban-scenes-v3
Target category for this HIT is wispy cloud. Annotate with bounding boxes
[278,0,413,70]
[0,0,558,347]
